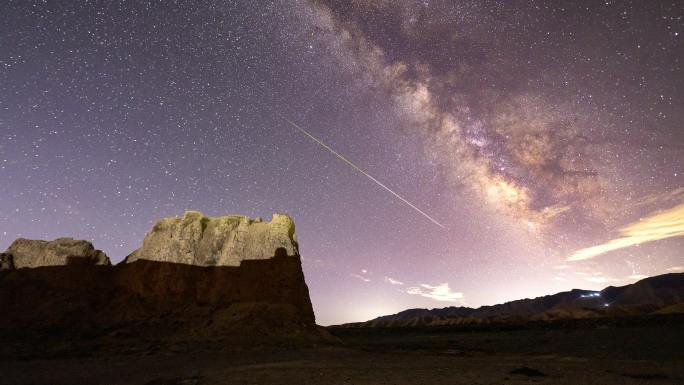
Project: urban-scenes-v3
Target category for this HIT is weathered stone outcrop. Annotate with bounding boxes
[0,253,15,271]
[0,213,335,358]
[3,238,111,269]
[125,211,299,266]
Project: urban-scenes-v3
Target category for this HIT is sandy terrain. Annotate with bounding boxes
[3,346,680,385]
[3,315,683,385]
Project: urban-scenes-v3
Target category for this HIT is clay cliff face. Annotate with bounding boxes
[0,253,333,358]
[2,238,111,269]
[125,211,299,266]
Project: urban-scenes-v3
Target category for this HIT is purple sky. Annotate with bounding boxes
[2,0,683,325]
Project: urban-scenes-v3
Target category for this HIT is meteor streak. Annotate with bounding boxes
[281,116,444,228]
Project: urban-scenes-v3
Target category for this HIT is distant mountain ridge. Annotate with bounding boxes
[331,273,684,328]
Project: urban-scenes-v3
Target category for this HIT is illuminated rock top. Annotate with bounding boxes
[125,211,299,266]
[3,238,111,269]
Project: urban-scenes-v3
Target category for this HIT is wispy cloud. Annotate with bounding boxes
[407,283,463,302]
[351,274,369,282]
[301,257,328,268]
[667,266,684,272]
[628,275,649,280]
[633,187,684,208]
[569,203,684,261]
[583,276,617,283]
[553,265,570,269]
[554,277,567,281]
[384,277,403,285]
[575,271,618,283]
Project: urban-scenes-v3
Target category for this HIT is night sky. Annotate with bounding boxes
[2,0,683,326]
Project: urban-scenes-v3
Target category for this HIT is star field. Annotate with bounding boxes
[1,0,683,325]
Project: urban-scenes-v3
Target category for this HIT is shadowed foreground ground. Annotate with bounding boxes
[2,315,683,384]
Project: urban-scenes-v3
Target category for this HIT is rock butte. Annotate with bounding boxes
[125,211,299,266]
[0,212,336,356]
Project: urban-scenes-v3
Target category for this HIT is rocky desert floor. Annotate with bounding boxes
[2,315,684,385]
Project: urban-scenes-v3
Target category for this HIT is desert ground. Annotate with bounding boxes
[2,314,683,385]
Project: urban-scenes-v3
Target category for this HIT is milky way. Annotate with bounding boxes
[1,1,683,325]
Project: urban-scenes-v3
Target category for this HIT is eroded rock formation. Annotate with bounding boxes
[0,251,332,358]
[125,211,299,266]
[0,213,334,358]
[3,238,111,269]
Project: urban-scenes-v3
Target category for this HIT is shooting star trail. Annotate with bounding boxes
[281,116,444,228]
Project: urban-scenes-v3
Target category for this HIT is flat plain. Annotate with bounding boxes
[2,314,683,385]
